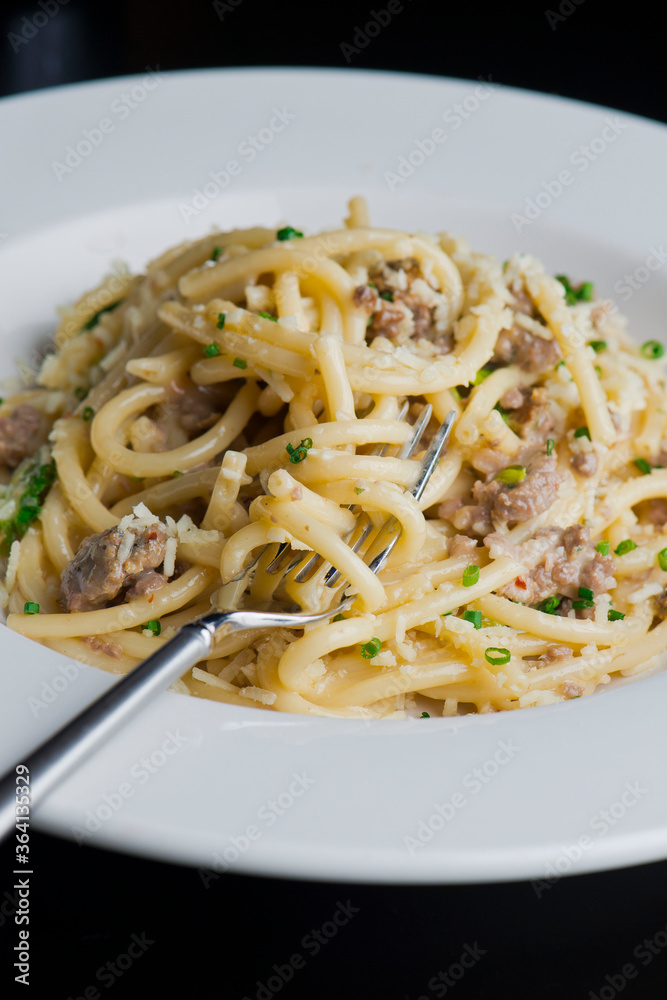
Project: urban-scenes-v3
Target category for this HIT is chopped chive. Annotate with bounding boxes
[463,609,482,629]
[82,406,94,421]
[74,386,87,399]
[573,426,590,440]
[332,613,346,622]
[537,595,562,614]
[495,465,526,484]
[579,282,594,301]
[590,340,607,353]
[658,548,667,571]
[494,403,510,424]
[450,387,461,402]
[211,246,222,261]
[594,365,603,378]
[641,340,665,359]
[81,300,122,331]
[204,343,220,358]
[379,290,394,301]
[285,437,313,464]
[485,647,510,666]
[555,275,593,306]
[572,599,594,609]
[355,487,366,494]
[596,540,610,555]
[546,438,555,456]
[361,637,382,659]
[276,226,304,241]
[578,587,594,600]
[258,311,278,322]
[462,564,480,587]
[233,357,247,369]
[143,619,161,636]
[473,367,493,386]
[634,457,652,475]
[608,609,625,621]
[615,539,637,556]
[172,470,184,477]
[216,312,226,329]
[23,602,39,614]
[420,711,430,718]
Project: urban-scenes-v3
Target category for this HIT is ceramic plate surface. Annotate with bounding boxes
[1,68,666,882]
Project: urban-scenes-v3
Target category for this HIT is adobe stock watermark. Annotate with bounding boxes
[241,900,360,1000]
[384,77,495,192]
[510,116,628,233]
[27,658,84,717]
[545,0,586,31]
[7,0,69,53]
[198,771,315,884]
[416,942,487,999]
[340,1,409,63]
[51,66,163,181]
[212,0,244,20]
[178,107,296,222]
[531,780,649,898]
[70,729,193,844]
[587,917,667,1000]
[403,739,520,855]
[64,932,155,999]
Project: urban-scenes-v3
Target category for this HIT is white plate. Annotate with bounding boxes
[1,68,667,884]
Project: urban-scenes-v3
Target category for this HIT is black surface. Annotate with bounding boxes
[1,1,667,996]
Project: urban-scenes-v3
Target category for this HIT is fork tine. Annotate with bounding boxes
[291,402,432,586]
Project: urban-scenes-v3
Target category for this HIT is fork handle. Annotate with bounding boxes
[0,620,222,840]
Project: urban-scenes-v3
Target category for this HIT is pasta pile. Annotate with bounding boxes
[2,196,667,717]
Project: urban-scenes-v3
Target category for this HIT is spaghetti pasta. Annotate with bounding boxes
[2,198,667,718]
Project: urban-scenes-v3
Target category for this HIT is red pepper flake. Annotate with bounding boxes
[147,593,154,603]
[515,577,527,590]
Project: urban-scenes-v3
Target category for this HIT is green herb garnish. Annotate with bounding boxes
[496,465,526,484]
[82,406,94,421]
[615,539,637,556]
[285,437,313,464]
[276,226,304,241]
[143,620,161,636]
[81,299,122,331]
[463,609,482,629]
[596,540,610,555]
[462,565,480,587]
[634,458,652,475]
[574,426,590,440]
[23,602,39,615]
[233,357,247,369]
[204,343,220,358]
[608,609,625,621]
[537,595,561,614]
[361,637,382,659]
[258,311,278,322]
[641,340,665,360]
[556,275,594,306]
[485,647,510,666]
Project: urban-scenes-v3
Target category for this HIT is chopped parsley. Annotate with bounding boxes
[420,711,430,718]
[555,275,594,306]
[615,539,637,556]
[641,340,665,360]
[276,226,304,241]
[495,465,526,484]
[81,299,122,331]
[285,437,313,464]
[82,406,95,421]
[634,457,652,475]
[258,311,278,322]
[462,565,480,587]
[233,357,247,369]
[360,637,382,659]
[596,540,610,555]
[573,426,590,440]
[485,647,510,666]
[658,548,667,572]
[463,609,482,629]
[143,619,161,636]
[23,602,40,615]
[608,609,625,621]
[0,451,56,555]
[204,343,221,358]
[216,312,226,330]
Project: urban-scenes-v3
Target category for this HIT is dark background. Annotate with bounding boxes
[1,1,666,997]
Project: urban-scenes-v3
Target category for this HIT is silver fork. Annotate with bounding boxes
[0,409,456,837]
